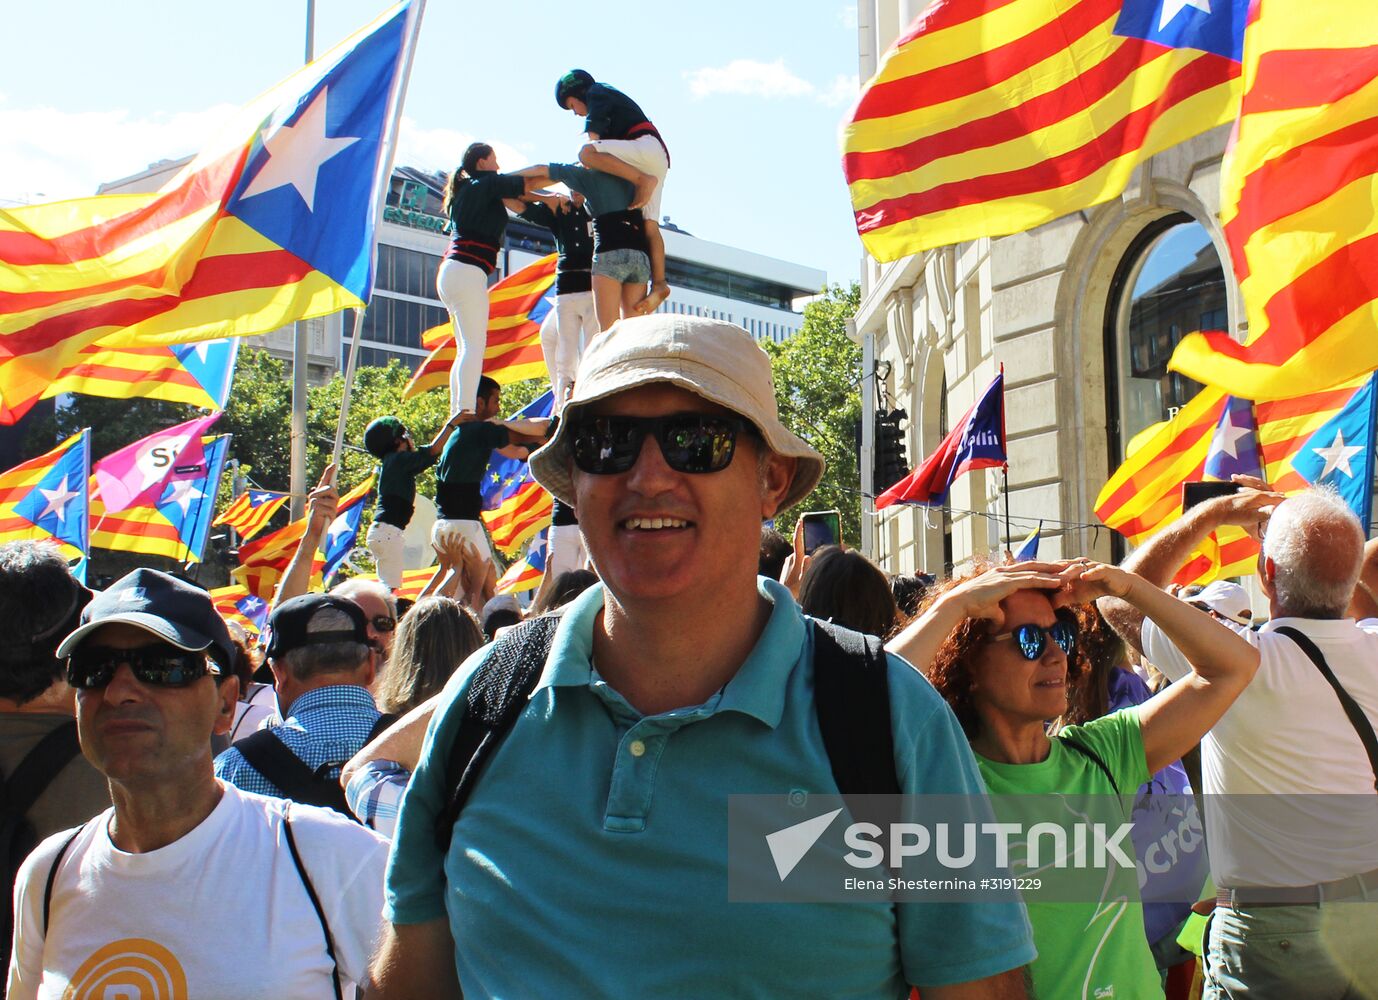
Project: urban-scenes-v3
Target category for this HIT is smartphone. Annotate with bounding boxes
[1182,481,1241,511]
[801,510,842,555]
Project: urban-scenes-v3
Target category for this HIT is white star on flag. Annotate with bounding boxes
[1159,0,1211,31]
[38,476,79,524]
[1313,430,1364,480]
[1213,411,1252,459]
[242,596,263,613]
[326,513,354,549]
[239,86,361,212]
[162,479,206,517]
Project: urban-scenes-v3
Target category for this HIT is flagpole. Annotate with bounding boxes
[999,362,1011,560]
[331,0,429,476]
[289,0,318,519]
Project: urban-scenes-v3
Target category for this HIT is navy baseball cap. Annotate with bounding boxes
[265,593,369,658]
[56,568,234,671]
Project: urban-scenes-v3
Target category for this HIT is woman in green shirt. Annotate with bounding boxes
[887,559,1259,1000]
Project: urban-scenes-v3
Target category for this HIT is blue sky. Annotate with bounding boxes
[1,0,863,290]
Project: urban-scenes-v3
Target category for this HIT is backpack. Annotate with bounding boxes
[432,614,901,848]
[234,713,397,818]
[0,720,81,970]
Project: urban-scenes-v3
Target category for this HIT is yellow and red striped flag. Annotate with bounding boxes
[356,565,440,602]
[1095,376,1367,584]
[215,488,290,541]
[1170,0,1378,398]
[842,0,1244,261]
[210,585,271,636]
[0,2,416,424]
[404,254,557,398]
[230,476,372,599]
[0,431,91,570]
[496,529,547,595]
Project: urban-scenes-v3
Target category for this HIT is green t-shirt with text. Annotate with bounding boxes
[977,708,1162,1000]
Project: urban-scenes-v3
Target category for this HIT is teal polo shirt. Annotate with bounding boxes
[385,579,1035,997]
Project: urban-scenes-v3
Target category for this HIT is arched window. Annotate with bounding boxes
[1104,214,1228,463]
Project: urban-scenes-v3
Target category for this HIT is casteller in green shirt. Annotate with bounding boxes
[976,707,1163,1000]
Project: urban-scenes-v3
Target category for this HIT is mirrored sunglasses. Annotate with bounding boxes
[988,620,1078,661]
[569,413,751,475]
[67,645,221,690]
[370,615,397,633]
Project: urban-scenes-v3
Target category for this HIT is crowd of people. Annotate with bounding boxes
[0,68,1375,1000]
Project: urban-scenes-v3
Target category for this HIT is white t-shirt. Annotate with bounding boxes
[1143,615,1378,887]
[7,782,388,1000]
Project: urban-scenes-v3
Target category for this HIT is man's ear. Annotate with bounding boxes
[212,675,240,738]
[759,453,796,521]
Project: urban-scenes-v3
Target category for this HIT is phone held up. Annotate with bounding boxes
[800,510,842,555]
[1181,481,1241,512]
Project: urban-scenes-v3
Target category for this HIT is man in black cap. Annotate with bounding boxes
[215,593,389,813]
[9,568,387,998]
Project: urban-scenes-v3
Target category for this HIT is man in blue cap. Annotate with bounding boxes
[8,569,387,999]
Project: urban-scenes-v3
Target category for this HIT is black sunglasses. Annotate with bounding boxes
[67,645,222,690]
[569,413,751,475]
[988,620,1078,661]
[370,615,397,633]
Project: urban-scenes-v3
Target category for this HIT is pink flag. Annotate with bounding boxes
[93,413,223,514]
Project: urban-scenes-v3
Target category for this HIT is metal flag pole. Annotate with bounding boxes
[289,0,318,519]
[332,0,429,476]
[999,363,1011,559]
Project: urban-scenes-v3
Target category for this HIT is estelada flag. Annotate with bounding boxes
[404,254,558,398]
[0,430,91,571]
[0,1,417,423]
[876,372,1006,509]
[843,0,1245,261]
[215,488,290,541]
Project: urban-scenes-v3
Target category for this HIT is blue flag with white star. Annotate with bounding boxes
[322,481,373,581]
[1114,0,1250,62]
[4,430,90,579]
[1291,375,1378,526]
[1203,395,1263,481]
[153,435,231,561]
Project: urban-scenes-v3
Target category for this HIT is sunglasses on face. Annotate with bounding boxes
[988,619,1078,661]
[369,615,396,634]
[569,413,751,475]
[66,645,222,690]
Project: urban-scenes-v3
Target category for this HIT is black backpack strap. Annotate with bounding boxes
[283,804,343,1000]
[433,614,562,849]
[366,713,398,745]
[42,821,87,936]
[1277,625,1378,792]
[235,730,349,815]
[7,721,81,820]
[811,619,900,796]
[1058,732,1121,796]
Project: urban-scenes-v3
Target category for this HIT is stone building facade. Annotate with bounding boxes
[854,2,1241,576]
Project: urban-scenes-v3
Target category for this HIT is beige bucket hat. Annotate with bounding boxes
[529,314,825,510]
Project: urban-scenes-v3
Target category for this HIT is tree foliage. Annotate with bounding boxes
[762,282,862,541]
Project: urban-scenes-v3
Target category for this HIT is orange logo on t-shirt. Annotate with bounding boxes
[61,938,188,1000]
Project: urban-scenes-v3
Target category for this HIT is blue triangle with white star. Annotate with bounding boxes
[1114,0,1248,61]
[13,439,89,551]
[169,340,239,409]
[1203,395,1263,482]
[1291,376,1377,521]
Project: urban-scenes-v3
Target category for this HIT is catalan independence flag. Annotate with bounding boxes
[210,585,270,636]
[481,390,555,555]
[404,254,558,398]
[842,0,1246,260]
[20,339,238,417]
[358,565,440,601]
[322,473,374,580]
[1170,0,1378,399]
[0,431,91,572]
[90,434,231,564]
[232,516,313,602]
[0,1,417,424]
[1095,376,1368,583]
[496,529,548,595]
[215,488,290,541]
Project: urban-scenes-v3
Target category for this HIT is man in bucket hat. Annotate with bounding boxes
[369,316,1034,998]
[8,569,387,998]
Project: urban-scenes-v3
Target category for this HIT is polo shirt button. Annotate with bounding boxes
[629,739,647,758]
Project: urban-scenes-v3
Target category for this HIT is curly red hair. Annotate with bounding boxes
[917,562,1098,739]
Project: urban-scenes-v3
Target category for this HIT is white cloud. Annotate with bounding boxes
[819,74,861,108]
[685,59,816,101]
[395,118,528,176]
[0,102,235,204]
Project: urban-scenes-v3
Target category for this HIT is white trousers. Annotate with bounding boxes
[436,258,490,412]
[546,523,587,581]
[366,521,406,589]
[540,292,597,411]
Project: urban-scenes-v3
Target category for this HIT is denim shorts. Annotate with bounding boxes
[593,248,650,284]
